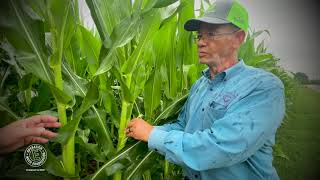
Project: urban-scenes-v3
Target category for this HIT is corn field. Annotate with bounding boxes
[0,0,296,179]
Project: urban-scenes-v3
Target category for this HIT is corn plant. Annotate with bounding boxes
[0,0,296,179]
[1,0,198,179]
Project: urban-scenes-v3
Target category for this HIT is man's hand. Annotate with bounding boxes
[0,115,61,154]
[126,118,154,142]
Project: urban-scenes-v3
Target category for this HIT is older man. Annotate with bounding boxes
[126,0,285,179]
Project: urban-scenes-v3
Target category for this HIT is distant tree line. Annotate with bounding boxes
[294,72,320,84]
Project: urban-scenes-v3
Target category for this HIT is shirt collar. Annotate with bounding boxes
[201,59,246,81]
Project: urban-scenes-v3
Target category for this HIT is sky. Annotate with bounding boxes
[79,0,320,79]
[240,0,320,79]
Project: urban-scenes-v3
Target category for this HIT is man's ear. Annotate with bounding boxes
[233,30,246,48]
[237,30,246,44]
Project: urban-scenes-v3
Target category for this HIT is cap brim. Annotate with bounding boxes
[184,17,230,31]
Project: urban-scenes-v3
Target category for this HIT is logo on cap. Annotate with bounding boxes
[234,16,244,24]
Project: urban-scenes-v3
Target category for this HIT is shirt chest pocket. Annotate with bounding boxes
[203,100,227,128]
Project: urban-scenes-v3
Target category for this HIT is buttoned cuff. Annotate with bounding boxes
[148,127,168,154]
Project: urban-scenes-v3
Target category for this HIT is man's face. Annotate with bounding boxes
[196,23,241,67]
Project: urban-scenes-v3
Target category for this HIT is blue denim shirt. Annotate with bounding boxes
[148,60,285,180]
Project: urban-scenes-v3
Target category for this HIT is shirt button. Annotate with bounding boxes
[202,108,204,111]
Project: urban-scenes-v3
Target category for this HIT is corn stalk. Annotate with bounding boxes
[46,0,77,177]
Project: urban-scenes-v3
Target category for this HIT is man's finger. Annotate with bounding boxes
[41,130,58,139]
[22,127,57,139]
[127,118,141,125]
[26,115,58,124]
[29,137,49,144]
[22,127,46,137]
[126,131,134,138]
[35,122,61,128]
[125,128,130,134]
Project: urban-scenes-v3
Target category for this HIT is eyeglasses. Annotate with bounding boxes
[193,30,239,42]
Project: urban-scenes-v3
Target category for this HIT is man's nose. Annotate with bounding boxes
[197,38,206,48]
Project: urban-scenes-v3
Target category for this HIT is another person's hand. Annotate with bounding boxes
[0,115,60,154]
[126,118,154,142]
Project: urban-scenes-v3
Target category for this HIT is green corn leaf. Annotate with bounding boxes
[254,53,274,63]
[0,1,53,84]
[111,67,134,103]
[52,83,99,145]
[90,93,188,178]
[123,151,157,180]
[256,40,266,54]
[103,163,126,177]
[251,30,270,40]
[176,0,198,89]
[159,1,184,28]
[273,143,289,160]
[26,0,47,20]
[0,67,11,91]
[153,93,188,124]
[85,0,133,76]
[36,110,58,117]
[121,95,189,179]
[161,17,178,99]
[121,9,161,74]
[47,0,76,67]
[132,0,143,11]
[154,0,179,8]
[18,73,37,108]
[79,25,101,74]
[186,64,199,87]
[85,0,119,41]
[131,64,147,102]
[144,0,179,10]
[64,27,87,77]
[90,142,146,180]
[176,1,192,92]
[75,136,105,162]
[144,70,161,120]
[0,98,20,120]
[49,84,73,106]
[74,83,99,117]
[30,82,54,112]
[95,13,142,76]
[110,13,141,48]
[45,146,75,178]
[101,78,121,128]
[83,108,115,157]
[152,12,184,99]
[94,51,116,76]
[61,61,88,98]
